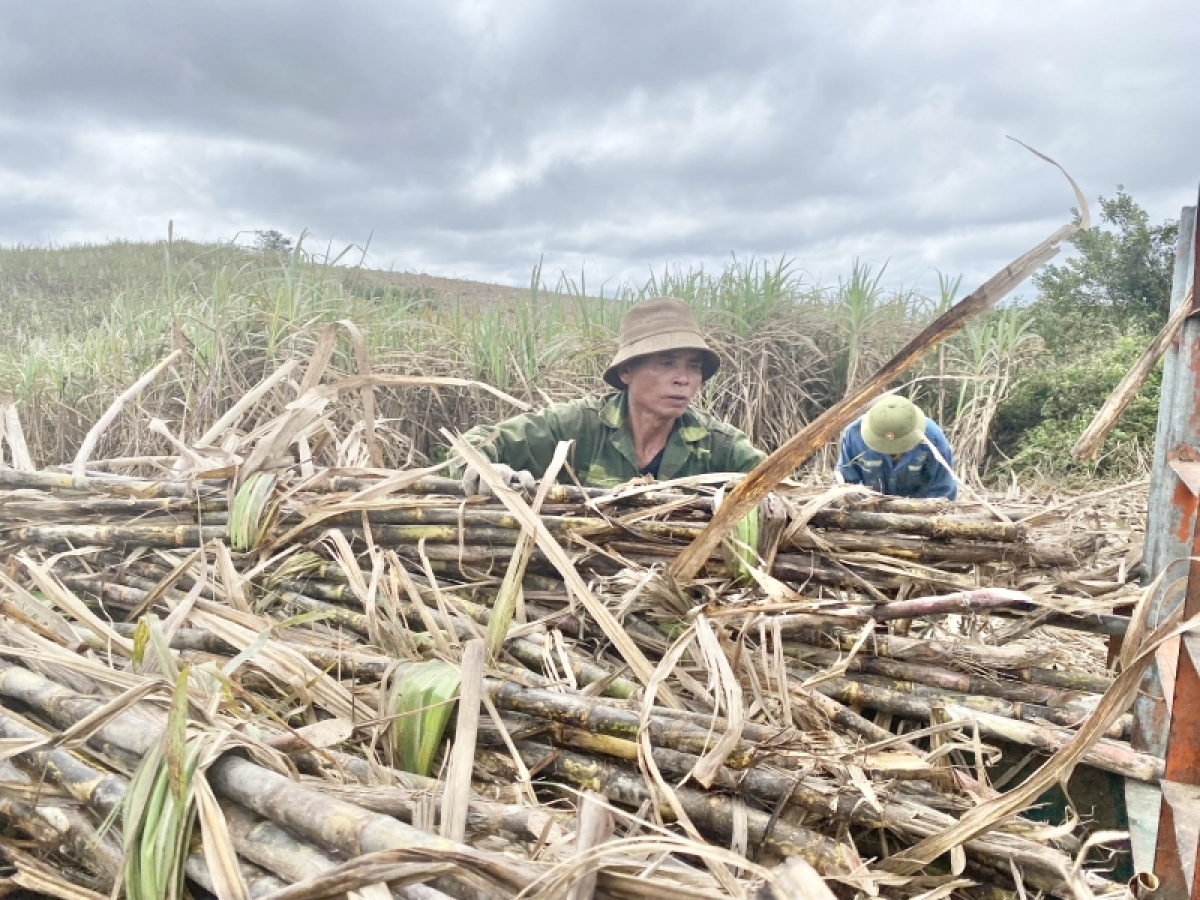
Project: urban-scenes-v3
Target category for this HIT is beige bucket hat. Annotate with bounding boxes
[861,396,926,455]
[603,296,720,390]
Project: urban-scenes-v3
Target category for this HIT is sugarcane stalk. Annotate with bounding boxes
[295,747,573,847]
[843,495,961,516]
[805,508,1027,542]
[777,623,1062,671]
[182,857,297,900]
[785,640,1098,708]
[828,588,1039,622]
[1025,666,1114,694]
[390,539,920,592]
[276,590,389,638]
[107,622,239,655]
[318,474,710,511]
[785,529,1082,568]
[786,670,1159,781]
[7,523,225,548]
[207,756,539,888]
[475,720,1091,895]
[485,680,753,767]
[276,588,641,700]
[1008,609,1131,637]
[0,758,122,881]
[9,483,1035,550]
[112,605,621,705]
[793,662,1127,739]
[321,506,1032,550]
[0,659,543,890]
[0,709,295,900]
[0,468,215,498]
[476,742,859,876]
[0,496,226,519]
[63,574,159,612]
[220,801,450,900]
[937,703,1163,782]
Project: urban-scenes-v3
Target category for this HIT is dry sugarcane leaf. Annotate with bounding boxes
[0,402,34,471]
[263,460,450,552]
[336,320,381,467]
[241,374,529,487]
[264,717,355,753]
[887,584,1198,874]
[193,772,250,900]
[161,561,211,639]
[0,841,110,900]
[195,359,299,449]
[637,624,744,897]
[487,440,572,660]
[124,546,206,622]
[18,554,134,655]
[149,418,223,474]
[190,600,366,721]
[439,638,485,842]
[687,614,744,789]
[672,184,1086,581]
[528,835,776,900]
[235,849,465,900]
[41,677,166,756]
[0,570,80,647]
[71,349,181,488]
[444,430,683,710]
[213,542,252,614]
[768,856,839,900]
[1006,136,1092,230]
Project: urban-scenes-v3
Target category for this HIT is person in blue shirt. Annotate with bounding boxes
[836,396,958,500]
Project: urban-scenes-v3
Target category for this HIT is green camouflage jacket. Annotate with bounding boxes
[459,392,766,488]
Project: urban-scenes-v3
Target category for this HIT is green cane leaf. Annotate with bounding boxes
[388,659,461,777]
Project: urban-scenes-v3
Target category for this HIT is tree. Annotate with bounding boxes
[987,188,1180,480]
[1030,188,1177,354]
[254,229,294,256]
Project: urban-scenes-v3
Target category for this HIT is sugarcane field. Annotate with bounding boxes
[6,3,1200,892]
[0,161,1196,900]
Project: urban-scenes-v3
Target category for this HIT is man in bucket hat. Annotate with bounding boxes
[458,296,766,494]
[836,395,958,499]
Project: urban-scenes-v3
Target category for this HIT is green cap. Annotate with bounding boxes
[861,396,926,455]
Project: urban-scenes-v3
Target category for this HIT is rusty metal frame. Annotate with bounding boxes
[1138,188,1200,899]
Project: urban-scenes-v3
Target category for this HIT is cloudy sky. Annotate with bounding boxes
[0,1,1197,296]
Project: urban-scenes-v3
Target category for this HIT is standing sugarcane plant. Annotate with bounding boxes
[946,307,1041,480]
[836,259,892,397]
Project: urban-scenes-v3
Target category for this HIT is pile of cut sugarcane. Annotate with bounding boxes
[0,441,1153,900]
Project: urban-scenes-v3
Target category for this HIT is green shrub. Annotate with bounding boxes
[990,335,1160,482]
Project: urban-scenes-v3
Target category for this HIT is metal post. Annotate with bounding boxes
[1139,188,1200,895]
[1151,461,1200,899]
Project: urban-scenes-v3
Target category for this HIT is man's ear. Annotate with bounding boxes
[618,364,633,386]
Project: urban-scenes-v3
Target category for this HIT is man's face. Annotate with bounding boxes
[619,350,705,418]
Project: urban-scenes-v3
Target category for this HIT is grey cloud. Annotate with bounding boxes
[0,1,1197,296]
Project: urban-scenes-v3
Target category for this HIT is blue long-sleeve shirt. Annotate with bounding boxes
[836,418,958,500]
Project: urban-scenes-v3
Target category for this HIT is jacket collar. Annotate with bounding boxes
[599,392,711,479]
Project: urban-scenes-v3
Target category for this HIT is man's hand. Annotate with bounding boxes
[461,462,537,497]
